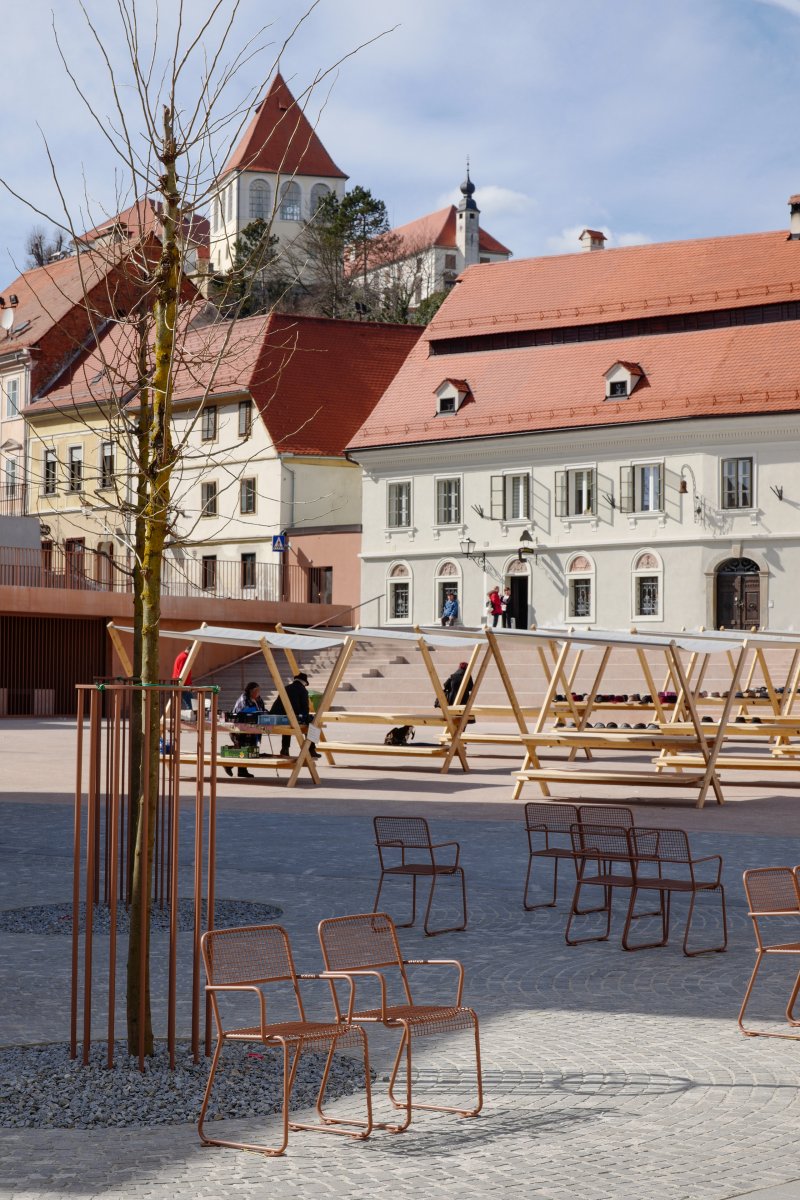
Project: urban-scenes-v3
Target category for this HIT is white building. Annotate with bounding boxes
[348,202,800,633]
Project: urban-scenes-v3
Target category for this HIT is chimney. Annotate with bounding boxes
[579,228,607,252]
[789,196,800,240]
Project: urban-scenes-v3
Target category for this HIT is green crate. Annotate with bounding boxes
[220,745,259,759]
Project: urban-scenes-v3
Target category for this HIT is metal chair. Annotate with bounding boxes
[523,803,635,911]
[199,924,372,1156]
[566,823,637,945]
[318,912,482,1132]
[738,867,800,1038]
[373,816,467,936]
[625,827,727,957]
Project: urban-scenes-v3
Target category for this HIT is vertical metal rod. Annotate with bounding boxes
[192,688,205,1063]
[167,687,181,1070]
[70,687,85,1060]
[139,691,151,1072]
[106,689,122,1069]
[205,689,218,1057]
[92,698,102,906]
[83,689,101,1065]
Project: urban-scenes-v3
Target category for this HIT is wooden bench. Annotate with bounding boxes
[515,768,707,788]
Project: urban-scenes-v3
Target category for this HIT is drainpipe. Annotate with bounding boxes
[282,462,296,602]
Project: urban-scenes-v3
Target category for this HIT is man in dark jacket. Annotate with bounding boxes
[442,662,474,706]
[270,671,320,757]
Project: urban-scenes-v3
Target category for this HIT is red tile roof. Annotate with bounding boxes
[348,318,800,450]
[0,251,124,358]
[386,206,511,259]
[427,229,800,339]
[221,73,347,180]
[36,310,422,458]
[79,198,210,254]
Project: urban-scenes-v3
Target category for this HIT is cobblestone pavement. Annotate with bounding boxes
[3,784,800,1198]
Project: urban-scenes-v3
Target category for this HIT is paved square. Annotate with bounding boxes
[2,718,800,1200]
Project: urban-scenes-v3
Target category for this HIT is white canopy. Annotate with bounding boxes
[285,625,485,650]
[430,624,742,655]
[114,624,348,652]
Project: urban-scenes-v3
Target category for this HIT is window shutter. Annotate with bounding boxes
[655,465,664,511]
[490,475,504,519]
[588,468,598,515]
[619,467,633,513]
[555,471,567,518]
[522,473,530,519]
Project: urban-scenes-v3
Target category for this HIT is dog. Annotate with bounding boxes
[384,725,415,746]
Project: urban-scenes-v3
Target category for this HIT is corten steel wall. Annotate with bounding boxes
[0,615,108,716]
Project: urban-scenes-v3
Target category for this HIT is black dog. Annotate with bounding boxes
[384,725,415,746]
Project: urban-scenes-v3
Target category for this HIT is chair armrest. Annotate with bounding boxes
[320,969,388,1021]
[690,854,723,885]
[403,959,464,1006]
[297,972,357,1022]
[205,984,267,1039]
[431,841,460,868]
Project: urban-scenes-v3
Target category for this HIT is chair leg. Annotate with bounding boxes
[423,869,468,936]
[384,1027,413,1132]
[295,1031,373,1140]
[738,952,800,1039]
[785,967,800,1025]
[523,854,559,911]
[387,1017,483,1120]
[373,869,386,917]
[622,887,670,951]
[565,880,612,945]
[198,1037,292,1156]
[683,886,728,957]
[389,873,418,929]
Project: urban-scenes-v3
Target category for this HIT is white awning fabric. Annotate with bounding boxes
[285,626,485,650]
[113,625,348,652]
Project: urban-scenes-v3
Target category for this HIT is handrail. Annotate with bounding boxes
[306,592,383,630]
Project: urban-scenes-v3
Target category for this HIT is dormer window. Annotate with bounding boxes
[604,361,644,400]
[434,378,471,416]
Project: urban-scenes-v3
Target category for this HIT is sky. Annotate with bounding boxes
[3,0,800,280]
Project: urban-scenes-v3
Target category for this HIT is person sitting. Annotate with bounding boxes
[435,662,474,713]
[225,681,265,778]
[269,671,320,759]
[441,591,459,627]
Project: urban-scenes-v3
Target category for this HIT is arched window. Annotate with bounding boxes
[387,562,411,623]
[434,559,462,624]
[566,553,594,621]
[249,180,270,221]
[310,182,330,214]
[279,181,301,222]
[632,550,663,620]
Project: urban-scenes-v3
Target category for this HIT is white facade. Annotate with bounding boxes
[355,412,800,632]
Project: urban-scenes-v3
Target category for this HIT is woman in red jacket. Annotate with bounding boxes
[487,588,503,628]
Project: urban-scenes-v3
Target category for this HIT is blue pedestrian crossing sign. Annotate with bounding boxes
[272,533,287,552]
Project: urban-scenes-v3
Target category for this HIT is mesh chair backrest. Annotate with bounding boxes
[374,816,432,849]
[319,912,404,972]
[524,802,579,833]
[632,827,690,862]
[202,924,295,986]
[744,867,800,914]
[570,822,632,860]
[578,804,634,829]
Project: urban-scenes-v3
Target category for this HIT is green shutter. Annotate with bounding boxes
[490,475,504,519]
[555,470,567,518]
[619,466,633,513]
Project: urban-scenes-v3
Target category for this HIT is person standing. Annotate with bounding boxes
[226,681,265,778]
[487,588,503,628]
[171,645,193,712]
[269,671,320,759]
[501,585,513,629]
[441,591,459,627]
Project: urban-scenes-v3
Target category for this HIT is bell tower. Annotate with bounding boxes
[455,162,480,268]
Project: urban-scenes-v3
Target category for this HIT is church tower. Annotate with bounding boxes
[208,73,348,275]
[455,165,480,269]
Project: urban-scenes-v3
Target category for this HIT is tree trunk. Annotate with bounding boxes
[126,105,181,1058]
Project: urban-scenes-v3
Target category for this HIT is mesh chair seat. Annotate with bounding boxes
[226,1021,365,1048]
[352,1004,477,1037]
[382,862,459,877]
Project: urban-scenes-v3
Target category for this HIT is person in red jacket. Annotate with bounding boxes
[487,588,503,628]
[172,646,193,712]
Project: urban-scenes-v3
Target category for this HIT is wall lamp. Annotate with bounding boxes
[679,465,703,523]
[517,528,543,564]
[459,536,488,571]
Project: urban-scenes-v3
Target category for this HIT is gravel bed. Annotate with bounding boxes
[0,898,283,936]
[0,1040,371,1129]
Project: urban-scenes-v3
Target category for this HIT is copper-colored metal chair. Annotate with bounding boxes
[373,816,467,936]
[625,827,727,957]
[199,924,372,1156]
[523,804,634,911]
[566,823,637,945]
[318,912,482,1132]
[738,867,800,1038]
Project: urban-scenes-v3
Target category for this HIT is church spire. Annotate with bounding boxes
[458,158,478,213]
[455,160,480,267]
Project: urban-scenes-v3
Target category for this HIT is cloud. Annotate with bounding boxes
[434,184,534,216]
[545,225,653,255]
[753,0,800,16]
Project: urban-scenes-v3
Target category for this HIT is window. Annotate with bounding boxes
[620,463,663,513]
[201,481,218,517]
[310,183,330,213]
[632,551,663,620]
[279,181,301,221]
[99,442,115,489]
[566,553,594,621]
[309,566,333,605]
[241,552,256,590]
[721,457,753,509]
[238,400,252,439]
[438,395,457,414]
[555,468,596,517]
[249,180,270,220]
[435,561,461,622]
[201,555,217,591]
[68,446,83,493]
[444,253,457,271]
[490,472,530,521]
[436,477,461,524]
[387,562,411,622]
[96,541,114,587]
[44,450,57,495]
[609,380,628,397]
[4,376,20,418]
[240,477,256,514]
[3,456,16,495]
[387,480,411,528]
[201,407,217,441]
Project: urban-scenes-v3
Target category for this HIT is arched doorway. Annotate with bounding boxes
[504,559,530,629]
[715,558,760,629]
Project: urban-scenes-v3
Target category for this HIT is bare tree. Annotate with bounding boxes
[2,0,386,1059]
[25,225,66,268]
